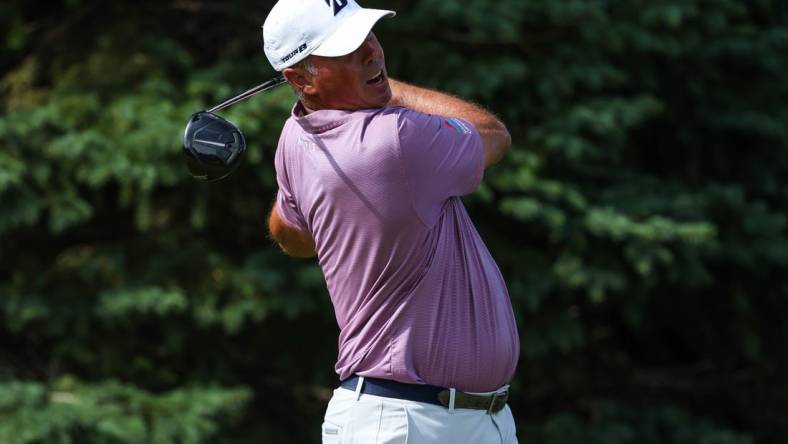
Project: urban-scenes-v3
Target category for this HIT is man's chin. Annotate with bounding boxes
[375,84,393,108]
[380,89,393,107]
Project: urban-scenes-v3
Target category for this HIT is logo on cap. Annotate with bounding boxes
[281,43,308,63]
[324,0,348,16]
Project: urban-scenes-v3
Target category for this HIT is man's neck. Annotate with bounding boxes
[299,97,325,115]
[302,103,317,114]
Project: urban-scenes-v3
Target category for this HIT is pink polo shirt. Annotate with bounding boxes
[274,102,519,392]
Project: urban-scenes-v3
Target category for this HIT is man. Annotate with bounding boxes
[263,0,520,442]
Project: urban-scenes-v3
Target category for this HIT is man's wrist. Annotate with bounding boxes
[387,78,407,107]
[388,78,423,110]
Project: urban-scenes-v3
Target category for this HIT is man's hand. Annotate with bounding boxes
[268,204,316,258]
[388,79,512,168]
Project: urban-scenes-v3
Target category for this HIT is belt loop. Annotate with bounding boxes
[354,376,365,401]
[448,388,456,414]
[488,384,510,414]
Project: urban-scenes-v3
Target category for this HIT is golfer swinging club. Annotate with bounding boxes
[264,0,519,442]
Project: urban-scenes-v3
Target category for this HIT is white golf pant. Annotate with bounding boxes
[321,381,518,443]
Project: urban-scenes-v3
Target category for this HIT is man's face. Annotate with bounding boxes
[292,32,391,111]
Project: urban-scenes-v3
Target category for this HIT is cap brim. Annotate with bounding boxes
[311,8,395,58]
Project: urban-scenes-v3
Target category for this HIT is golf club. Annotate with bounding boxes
[183,75,287,181]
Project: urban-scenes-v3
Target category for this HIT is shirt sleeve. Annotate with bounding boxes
[274,138,309,232]
[396,108,484,226]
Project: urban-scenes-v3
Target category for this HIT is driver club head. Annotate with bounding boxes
[182,112,246,181]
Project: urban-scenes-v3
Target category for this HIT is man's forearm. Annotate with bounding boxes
[388,79,512,167]
[389,79,483,119]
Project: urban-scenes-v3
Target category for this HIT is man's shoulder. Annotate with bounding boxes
[360,105,409,127]
[384,105,427,125]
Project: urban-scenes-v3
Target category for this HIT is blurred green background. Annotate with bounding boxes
[1,0,787,442]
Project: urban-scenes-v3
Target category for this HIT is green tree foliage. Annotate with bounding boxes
[1,0,786,442]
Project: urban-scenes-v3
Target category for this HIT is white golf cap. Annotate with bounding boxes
[263,0,395,71]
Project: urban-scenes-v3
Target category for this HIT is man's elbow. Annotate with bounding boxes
[277,240,317,258]
[268,209,317,258]
[499,123,512,156]
[502,121,512,147]
[484,122,512,167]
[270,229,317,258]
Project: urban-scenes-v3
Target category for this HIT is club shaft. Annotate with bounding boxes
[207,75,287,113]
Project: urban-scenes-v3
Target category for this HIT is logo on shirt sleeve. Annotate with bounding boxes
[443,118,472,135]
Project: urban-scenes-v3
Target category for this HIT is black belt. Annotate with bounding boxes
[340,376,509,414]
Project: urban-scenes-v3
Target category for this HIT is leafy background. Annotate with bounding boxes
[1,0,787,442]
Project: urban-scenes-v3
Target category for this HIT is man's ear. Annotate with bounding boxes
[283,67,317,97]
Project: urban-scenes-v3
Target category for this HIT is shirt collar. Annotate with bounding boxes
[291,101,388,134]
[291,101,356,134]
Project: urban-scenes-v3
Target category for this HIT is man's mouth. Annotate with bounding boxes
[366,69,385,85]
